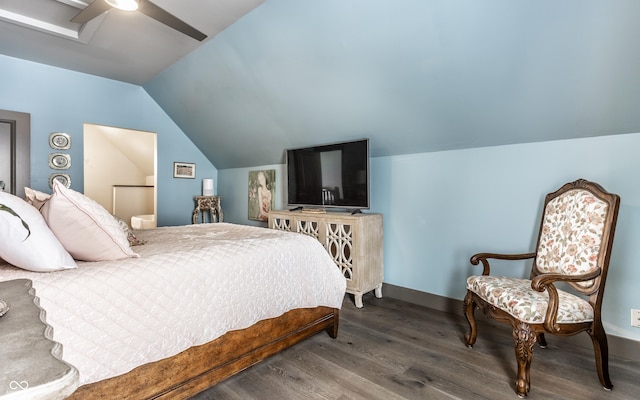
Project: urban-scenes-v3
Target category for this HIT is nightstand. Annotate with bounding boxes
[192,195,223,223]
[0,279,79,399]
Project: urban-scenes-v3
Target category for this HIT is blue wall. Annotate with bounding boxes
[194,1,640,344]
[145,0,640,169]
[219,133,640,342]
[0,55,216,226]
[3,48,639,344]
[375,134,640,343]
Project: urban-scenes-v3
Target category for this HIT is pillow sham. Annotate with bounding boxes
[0,191,77,272]
[40,180,139,261]
[24,187,51,210]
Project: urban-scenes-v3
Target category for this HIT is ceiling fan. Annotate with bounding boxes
[71,0,207,41]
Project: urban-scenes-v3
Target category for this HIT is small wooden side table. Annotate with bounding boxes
[192,195,223,224]
[0,279,79,399]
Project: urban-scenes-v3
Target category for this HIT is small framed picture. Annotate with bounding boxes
[49,132,71,150]
[173,162,196,179]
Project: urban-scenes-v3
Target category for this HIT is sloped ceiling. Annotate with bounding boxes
[89,124,155,177]
[2,1,640,170]
[145,0,640,169]
[0,0,264,84]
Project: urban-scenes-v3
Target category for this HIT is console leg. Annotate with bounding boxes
[374,284,383,298]
[354,294,364,308]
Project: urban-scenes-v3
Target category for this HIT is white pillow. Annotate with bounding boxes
[0,191,77,272]
[40,180,139,261]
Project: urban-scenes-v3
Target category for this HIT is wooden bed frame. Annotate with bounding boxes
[67,306,339,399]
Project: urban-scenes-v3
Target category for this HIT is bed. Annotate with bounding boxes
[0,220,346,399]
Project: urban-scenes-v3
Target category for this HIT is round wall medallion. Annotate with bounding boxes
[49,132,71,150]
[49,153,71,170]
[49,173,71,189]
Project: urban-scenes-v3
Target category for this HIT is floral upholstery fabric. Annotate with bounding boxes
[114,215,146,246]
[467,276,594,324]
[535,189,607,284]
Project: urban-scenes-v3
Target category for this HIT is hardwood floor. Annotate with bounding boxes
[192,294,639,399]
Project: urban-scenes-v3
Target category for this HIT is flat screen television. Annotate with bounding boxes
[286,139,369,211]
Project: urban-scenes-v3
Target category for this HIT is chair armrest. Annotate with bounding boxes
[530,269,602,332]
[531,269,601,288]
[470,252,536,275]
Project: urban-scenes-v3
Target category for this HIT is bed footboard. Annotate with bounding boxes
[68,306,339,399]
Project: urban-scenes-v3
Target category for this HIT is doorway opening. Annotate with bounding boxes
[83,124,157,228]
[0,109,30,198]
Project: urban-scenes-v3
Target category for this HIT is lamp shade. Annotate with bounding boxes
[202,179,214,196]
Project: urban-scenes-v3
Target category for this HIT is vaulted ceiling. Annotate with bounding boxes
[2,1,640,170]
[0,0,263,83]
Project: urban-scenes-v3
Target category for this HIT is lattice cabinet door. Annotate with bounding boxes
[270,215,292,231]
[297,220,320,241]
[326,222,354,282]
[268,210,383,308]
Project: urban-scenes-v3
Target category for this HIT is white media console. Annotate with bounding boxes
[268,210,383,308]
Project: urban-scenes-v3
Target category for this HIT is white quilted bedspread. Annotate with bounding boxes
[0,223,346,386]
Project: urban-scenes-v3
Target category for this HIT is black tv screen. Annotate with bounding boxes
[286,139,369,210]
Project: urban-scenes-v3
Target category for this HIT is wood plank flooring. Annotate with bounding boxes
[191,294,639,399]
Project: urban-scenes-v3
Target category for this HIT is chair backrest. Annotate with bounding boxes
[533,179,620,298]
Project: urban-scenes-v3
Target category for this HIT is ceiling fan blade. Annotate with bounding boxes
[138,0,207,41]
[71,0,112,24]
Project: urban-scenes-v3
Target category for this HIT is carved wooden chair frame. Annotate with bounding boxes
[463,179,620,397]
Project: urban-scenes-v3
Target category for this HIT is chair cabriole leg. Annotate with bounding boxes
[513,321,537,398]
[589,321,613,390]
[536,333,547,349]
[463,291,477,348]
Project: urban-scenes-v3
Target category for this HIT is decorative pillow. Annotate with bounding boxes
[24,187,51,210]
[113,215,146,246]
[40,180,139,261]
[0,191,77,272]
[127,231,146,246]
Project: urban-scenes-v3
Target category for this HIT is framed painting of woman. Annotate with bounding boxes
[248,169,275,221]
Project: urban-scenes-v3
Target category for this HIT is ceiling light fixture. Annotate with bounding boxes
[105,0,139,11]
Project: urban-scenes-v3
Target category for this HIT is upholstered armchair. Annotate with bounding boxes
[463,179,620,398]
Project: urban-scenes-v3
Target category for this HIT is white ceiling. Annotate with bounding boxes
[0,0,264,84]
